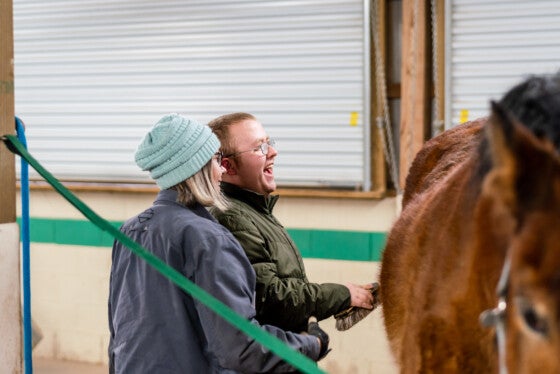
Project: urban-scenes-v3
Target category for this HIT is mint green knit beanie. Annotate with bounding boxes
[135,113,220,189]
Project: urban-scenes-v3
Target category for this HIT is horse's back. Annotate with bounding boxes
[401,118,485,207]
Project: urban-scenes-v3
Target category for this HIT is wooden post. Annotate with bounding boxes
[0,0,22,372]
[1,0,15,222]
[399,0,430,189]
[370,0,387,195]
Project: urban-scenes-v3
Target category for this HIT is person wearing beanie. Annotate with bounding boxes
[108,113,327,373]
[208,113,375,333]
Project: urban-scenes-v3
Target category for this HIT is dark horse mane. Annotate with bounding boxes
[477,73,560,180]
[472,74,560,218]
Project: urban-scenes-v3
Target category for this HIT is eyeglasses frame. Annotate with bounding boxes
[223,139,276,159]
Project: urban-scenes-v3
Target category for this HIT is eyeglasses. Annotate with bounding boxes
[225,139,276,158]
[213,151,223,165]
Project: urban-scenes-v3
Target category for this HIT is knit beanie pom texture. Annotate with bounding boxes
[135,113,219,189]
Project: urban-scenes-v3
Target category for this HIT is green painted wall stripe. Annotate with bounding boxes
[17,217,386,262]
[17,217,121,247]
[287,229,386,262]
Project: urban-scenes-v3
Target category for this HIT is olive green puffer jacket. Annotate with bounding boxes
[212,182,350,332]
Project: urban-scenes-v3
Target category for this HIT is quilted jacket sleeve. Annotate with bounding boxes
[216,210,351,332]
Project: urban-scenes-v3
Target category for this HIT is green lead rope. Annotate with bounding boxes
[2,134,325,374]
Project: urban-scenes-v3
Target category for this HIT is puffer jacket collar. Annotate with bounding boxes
[221,182,279,214]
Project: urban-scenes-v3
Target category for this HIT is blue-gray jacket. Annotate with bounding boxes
[108,189,320,373]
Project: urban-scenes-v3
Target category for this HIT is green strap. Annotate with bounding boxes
[3,134,325,374]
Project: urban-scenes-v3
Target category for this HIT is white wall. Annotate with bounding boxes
[0,222,23,373]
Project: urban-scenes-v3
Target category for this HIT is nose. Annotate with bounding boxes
[267,143,278,158]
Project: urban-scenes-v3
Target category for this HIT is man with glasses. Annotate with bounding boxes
[209,113,375,334]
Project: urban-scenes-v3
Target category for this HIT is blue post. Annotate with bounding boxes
[16,116,33,374]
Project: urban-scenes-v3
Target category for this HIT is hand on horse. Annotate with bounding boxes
[346,282,375,309]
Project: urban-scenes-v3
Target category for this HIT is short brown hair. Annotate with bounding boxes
[208,112,257,155]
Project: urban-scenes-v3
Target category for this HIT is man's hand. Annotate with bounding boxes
[346,282,375,309]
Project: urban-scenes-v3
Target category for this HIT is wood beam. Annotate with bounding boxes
[0,2,21,373]
[399,0,430,189]
[369,0,387,195]
[0,0,16,224]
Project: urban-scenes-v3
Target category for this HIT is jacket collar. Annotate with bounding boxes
[155,189,216,220]
[221,182,279,214]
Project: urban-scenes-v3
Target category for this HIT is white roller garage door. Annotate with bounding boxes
[13,0,371,189]
[445,0,560,128]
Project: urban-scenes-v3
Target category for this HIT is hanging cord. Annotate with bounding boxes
[1,134,324,374]
[15,117,33,374]
[431,0,444,136]
[371,0,401,195]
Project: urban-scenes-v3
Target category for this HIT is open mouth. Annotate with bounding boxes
[264,164,274,175]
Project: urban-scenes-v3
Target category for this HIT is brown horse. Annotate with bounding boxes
[380,73,560,373]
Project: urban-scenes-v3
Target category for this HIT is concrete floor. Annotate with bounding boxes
[33,357,108,374]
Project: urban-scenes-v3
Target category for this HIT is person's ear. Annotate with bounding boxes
[222,158,237,175]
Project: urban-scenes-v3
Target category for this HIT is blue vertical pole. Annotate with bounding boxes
[16,116,32,374]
